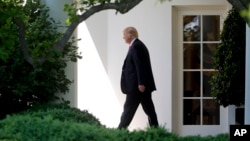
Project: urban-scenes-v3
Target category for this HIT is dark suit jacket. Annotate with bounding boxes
[120,39,156,94]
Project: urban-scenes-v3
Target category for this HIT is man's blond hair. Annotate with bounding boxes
[124,27,139,38]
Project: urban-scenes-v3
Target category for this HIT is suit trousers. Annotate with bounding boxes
[118,91,158,129]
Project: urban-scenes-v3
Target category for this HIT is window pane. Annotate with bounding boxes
[183,43,200,69]
[202,16,220,41]
[184,71,200,97]
[203,71,217,97]
[183,99,200,125]
[183,15,200,41]
[182,14,221,127]
[203,99,220,125]
[203,43,218,69]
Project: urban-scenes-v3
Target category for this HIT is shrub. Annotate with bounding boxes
[0,104,229,141]
[17,103,102,126]
[0,115,107,141]
[210,7,246,107]
[0,114,171,141]
[128,127,179,141]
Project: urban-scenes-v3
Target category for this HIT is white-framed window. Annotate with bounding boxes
[172,6,229,136]
[182,15,220,125]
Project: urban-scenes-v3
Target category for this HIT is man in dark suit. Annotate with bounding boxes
[118,26,159,129]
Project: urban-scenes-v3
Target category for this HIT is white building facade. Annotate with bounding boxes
[43,0,250,137]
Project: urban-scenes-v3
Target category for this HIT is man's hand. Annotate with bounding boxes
[138,85,145,93]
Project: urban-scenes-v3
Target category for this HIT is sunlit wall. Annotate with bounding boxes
[77,22,122,128]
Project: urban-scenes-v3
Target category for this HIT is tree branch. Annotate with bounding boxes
[14,0,142,66]
[13,0,142,66]
[14,19,34,66]
[52,0,142,52]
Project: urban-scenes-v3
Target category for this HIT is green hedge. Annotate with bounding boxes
[0,115,111,141]
[0,104,229,141]
[17,103,102,126]
[0,115,176,141]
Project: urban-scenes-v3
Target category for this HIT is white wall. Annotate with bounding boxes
[85,12,108,70]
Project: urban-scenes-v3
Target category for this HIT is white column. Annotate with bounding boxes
[245,24,250,124]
